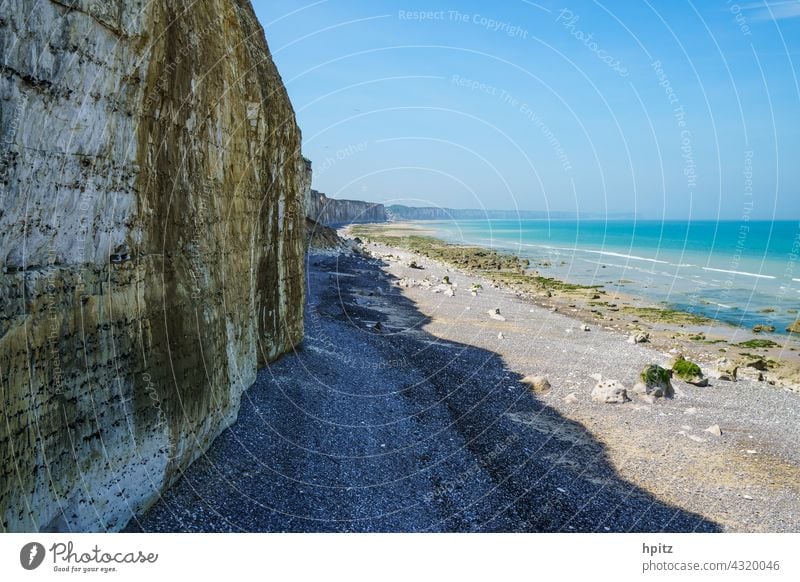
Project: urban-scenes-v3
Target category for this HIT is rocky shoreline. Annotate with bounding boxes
[130,233,800,532]
[350,222,800,394]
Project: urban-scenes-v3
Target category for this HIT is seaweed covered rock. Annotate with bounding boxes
[671,356,708,386]
[633,364,674,398]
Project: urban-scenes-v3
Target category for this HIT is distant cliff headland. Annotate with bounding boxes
[306,195,635,226]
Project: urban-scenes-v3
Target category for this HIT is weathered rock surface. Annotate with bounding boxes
[714,358,738,381]
[591,379,630,404]
[0,0,307,532]
[671,356,708,386]
[306,189,386,225]
[306,218,345,250]
[633,364,674,398]
[522,375,551,393]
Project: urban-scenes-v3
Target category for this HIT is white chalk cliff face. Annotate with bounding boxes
[0,0,308,531]
[306,189,387,225]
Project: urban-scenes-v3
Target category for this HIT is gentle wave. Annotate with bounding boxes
[519,243,673,265]
[701,267,776,280]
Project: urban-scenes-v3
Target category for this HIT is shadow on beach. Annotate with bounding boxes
[126,250,720,533]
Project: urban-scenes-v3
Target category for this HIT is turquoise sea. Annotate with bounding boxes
[422,219,800,335]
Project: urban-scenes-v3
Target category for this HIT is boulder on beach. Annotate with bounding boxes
[714,358,738,381]
[634,364,674,398]
[740,356,768,371]
[752,324,776,333]
[627,331,650,344]
[522,375,551,393]
[671,356,708,386]
[591,379,630,404]
[488,308,506,321]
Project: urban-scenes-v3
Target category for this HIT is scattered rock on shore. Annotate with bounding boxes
[705,424,723,437]
[752,324,775,333]
[488,308,506,321]
[786,320,800,334]
[634,364,674,398]
[522,375,551,393]
[591,379,630,403]
[627,331,650,344]
[740,356,768,372]
[564,393,579,404]
[714,358,738,381]
[671,356,708,386]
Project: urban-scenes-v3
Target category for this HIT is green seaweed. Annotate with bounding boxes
[351,228,598,293]
[621,306,712,325]
[672,357,702,380]
[640,364,672,386]
[736,339,779,349]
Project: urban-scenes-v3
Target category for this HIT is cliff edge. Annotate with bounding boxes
[306,189,386,225]
[0,0,308,531]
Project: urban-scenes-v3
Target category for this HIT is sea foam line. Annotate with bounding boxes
[521,243,671,265]
[701,267,775,279]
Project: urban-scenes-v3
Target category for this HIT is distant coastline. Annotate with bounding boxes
[349,221,800,390]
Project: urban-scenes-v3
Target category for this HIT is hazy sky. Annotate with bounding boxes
[251,0,800,219]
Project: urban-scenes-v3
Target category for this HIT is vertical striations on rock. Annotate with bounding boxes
[306,189,386,225]
[0,0,308,531]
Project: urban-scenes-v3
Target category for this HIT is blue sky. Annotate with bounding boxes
[251,0,800,219]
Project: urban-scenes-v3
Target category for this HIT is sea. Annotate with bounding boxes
[421,219,800,335]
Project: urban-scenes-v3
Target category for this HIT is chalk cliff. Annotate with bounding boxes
[0,0,307,531]
[306,189,386,225]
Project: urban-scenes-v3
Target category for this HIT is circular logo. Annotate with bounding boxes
[20,542,46,570]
